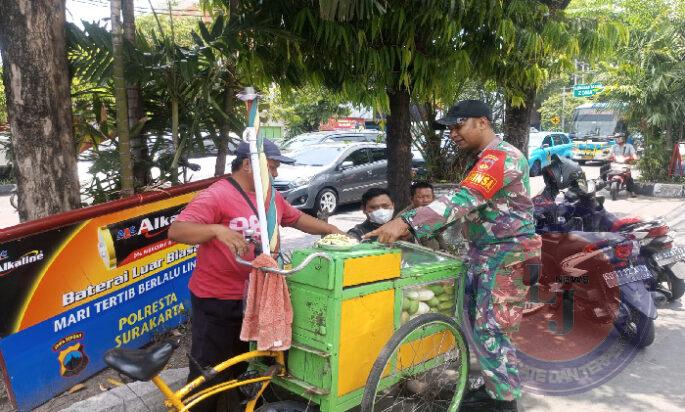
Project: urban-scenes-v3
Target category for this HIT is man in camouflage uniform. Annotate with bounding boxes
[366,100,541,412]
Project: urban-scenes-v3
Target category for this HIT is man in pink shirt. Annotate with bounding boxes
[169,139,342,411]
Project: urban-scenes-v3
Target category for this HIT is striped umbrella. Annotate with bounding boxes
[238,87,279,255]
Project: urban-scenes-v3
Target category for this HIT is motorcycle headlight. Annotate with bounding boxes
[292,175,313,187]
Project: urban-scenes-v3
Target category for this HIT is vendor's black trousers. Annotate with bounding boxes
[188,293,249,411]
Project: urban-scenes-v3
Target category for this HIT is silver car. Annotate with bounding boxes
[274,142,390,215]
[280,130,384,152]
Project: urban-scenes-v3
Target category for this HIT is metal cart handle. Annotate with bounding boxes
[235,252,332,276]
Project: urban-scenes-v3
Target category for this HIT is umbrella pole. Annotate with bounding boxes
[239,87,271,255]
[248,128,271,255]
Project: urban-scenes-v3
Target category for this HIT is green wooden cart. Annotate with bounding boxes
[258,241,470,412]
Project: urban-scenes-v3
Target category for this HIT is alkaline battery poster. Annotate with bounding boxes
[0,190,201,411]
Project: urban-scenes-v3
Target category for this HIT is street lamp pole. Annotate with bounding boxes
[561,86,566,132]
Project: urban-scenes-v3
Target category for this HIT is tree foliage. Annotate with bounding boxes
[585,0,685,181]
[538,90,586,132]
[267,85,350,139]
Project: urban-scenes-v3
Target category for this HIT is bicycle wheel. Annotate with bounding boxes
[360,313,469,412]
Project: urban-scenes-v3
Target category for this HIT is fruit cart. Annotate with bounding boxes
[259,241,470,412]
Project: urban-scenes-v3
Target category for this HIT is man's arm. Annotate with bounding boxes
[628,144,638,159]
[402,187,487,239]
[365,148,520,243]
[168,221,248,255]
[290,213,345,236]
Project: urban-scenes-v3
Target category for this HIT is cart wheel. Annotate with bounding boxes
[360,313,469,412]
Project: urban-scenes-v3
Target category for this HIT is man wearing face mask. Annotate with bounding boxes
[347,188,395,241]
[365,100,541,412]
[168,138,343,411]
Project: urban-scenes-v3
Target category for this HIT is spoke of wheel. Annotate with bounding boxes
[374,322,459,412]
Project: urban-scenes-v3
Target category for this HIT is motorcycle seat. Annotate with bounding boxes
[104,339,176,381]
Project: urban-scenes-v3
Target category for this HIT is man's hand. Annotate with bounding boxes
[363,218,410,243]
[211,225,249,256]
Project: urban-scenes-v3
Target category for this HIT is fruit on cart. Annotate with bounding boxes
[402,282,456,319]
[408,299,420,315]
[428,285,444,294]
[402,297,412,311]
[417,290,435,301]
[417,302,431,314]
[438,294,453,302]
[427,297,441,308]
[405,290,419,299]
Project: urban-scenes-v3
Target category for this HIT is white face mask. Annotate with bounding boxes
[368,208,394,224]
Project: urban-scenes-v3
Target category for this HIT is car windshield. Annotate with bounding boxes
[288,146,346,166]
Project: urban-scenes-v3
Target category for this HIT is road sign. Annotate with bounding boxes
[551,115,560,125]
[573,83,604,97]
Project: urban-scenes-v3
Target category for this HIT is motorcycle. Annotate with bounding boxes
[600,154,635,200]
[603,217,685,303]
[534,230,656,348]
[530,156,659,347]
[534,156,685,304]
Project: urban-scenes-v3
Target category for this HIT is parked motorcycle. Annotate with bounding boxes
[604,217,685,303]
[600,154,635,200]
[535,156,685,304]
[530,155,658,347]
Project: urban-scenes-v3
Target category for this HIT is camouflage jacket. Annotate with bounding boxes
[401,138,536,251]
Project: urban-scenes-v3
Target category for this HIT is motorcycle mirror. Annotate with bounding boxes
[587,179,597,194]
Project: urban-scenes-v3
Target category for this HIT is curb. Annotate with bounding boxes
[58,367,188,412]
[634,182,685,198]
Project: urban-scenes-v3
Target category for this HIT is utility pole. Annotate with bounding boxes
[561,86,566,132]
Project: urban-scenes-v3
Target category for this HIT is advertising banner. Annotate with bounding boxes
[0,180,214,411]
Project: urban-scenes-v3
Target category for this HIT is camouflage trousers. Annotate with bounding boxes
[465,236,541,401]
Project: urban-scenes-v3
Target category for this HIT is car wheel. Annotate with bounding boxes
[315,188,338,215]
[530,160,542,177]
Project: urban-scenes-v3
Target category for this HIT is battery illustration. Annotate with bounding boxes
[97,205,184,270]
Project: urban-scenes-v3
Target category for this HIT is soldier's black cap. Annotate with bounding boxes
[436,100,493,126]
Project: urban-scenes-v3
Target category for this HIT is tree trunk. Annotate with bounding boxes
[386,86,413,210]
[215,85,233,176]
[122,0,150,190]
[420,103,446,180]
[504,88,537,155]
[0,0,81,221]
[111,0,134,196]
